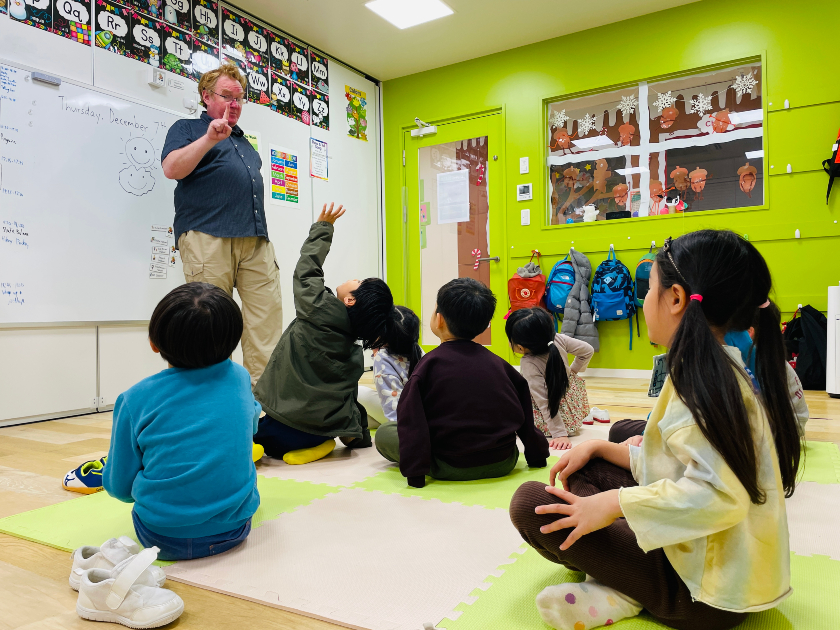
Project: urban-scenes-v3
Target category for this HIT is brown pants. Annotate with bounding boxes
[179,231,283,387]
[509,460,747,630]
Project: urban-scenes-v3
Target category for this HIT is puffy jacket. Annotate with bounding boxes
[559,250,599,351]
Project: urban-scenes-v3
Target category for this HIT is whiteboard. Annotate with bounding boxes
[0,61,188,323]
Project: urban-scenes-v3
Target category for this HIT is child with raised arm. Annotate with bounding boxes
[510,230,802,630]
[254,203,402,465]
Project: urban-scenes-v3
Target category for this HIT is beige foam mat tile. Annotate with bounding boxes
[786,480,840,561]
[165,488,524,630]
[257,441,396,487]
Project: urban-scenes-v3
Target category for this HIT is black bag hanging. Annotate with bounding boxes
[822,127,840,204]
[783,305,828,390]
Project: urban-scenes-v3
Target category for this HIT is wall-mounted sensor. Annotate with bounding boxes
[517,183,533,201]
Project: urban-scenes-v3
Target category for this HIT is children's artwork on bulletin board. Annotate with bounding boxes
[268,32,290,77]
[221,6,247,68]
[192,0,217,46]
[53,0,93,45]
[309,90,329,130]
[189,38,219,81]
[270,72,291,117]
[309,50,329,94]
[420,225,427,249]
[290,81,310,125]
[161,0,190,31]
[247,63,270,106]
[10,0,52,31]
[128,12,163,67]
[269,145,299,205]
[288,41,309,85]
[95,1,131,55]
[160,24,192,77]
[345,85,368,141]
[419,202,431,226]
[243,19,268,65]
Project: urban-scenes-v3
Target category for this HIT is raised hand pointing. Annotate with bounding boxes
[206,102,232,143]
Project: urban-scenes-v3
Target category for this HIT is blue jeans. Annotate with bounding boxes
[132,510,252,562]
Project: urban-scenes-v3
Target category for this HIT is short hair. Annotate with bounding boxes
[436,278,496,340]
[149,283,243,369]
[346,278,394,349]
[197,62,246,108]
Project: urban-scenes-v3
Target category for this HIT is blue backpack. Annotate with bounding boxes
[635,249,657,308]
[591,248,638,349]
[544,255,576,316]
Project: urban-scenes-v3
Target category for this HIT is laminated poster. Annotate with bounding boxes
[269,145,299,205]
[1,0,6,16]
[222,53,247,76]
[268,33,291,78]
[309,50,329,94]
[269,72,291,117]
[190,39,220,81]
[244,19,268,66]
[247,62,270,106]
[310,137,327,181]
[436,169,470,224]
[53,0,93,45]
[290,81,310,125]
[221,6,247,69]
[160,24,193,78]
[162,0,190,31]
[10,0,52,31]
[128,12,164,67]
[244,131,260,152]
[310,90,329,130]
[288,40,309,86]
[192,0,218,46]
[95,1,131,55]
[345,85,368,141]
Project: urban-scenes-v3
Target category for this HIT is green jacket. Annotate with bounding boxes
[254,222,364,438]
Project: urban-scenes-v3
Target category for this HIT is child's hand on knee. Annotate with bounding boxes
[622,435,643,447]
[536,487,623,550]
[550,440,598,490]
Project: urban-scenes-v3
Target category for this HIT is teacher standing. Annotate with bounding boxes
[162,63,282,387]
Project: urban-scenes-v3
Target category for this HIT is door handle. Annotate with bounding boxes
[476,257,500,263]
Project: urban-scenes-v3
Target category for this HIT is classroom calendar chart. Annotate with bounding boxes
[269,145,299,205]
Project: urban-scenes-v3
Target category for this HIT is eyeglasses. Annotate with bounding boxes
[208,90,245,105]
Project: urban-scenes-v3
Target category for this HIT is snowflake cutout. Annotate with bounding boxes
[653,91,676,112]
[577,113,597,136]
[689,92,713,116]
[551,109,569,128]
[731,73,757,98]
[617,95,637,119]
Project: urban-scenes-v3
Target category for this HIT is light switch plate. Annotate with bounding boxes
[519,157,529,174]
[521,208,530,225]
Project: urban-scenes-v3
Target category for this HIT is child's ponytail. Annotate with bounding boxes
[383,305,422,376]
[505,307,570,418]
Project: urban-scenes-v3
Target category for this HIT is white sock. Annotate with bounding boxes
[536,578,642,629]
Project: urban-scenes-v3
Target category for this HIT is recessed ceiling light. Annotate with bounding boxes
[365,0,454,29]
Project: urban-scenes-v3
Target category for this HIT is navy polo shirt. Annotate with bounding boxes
[162,112,267,248]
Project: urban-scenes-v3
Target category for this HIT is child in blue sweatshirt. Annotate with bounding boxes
[104,283,261,561]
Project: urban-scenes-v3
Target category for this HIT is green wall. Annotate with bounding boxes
[382,0,840,370]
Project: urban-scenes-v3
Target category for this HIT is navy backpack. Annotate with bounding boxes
[591,248,638,349]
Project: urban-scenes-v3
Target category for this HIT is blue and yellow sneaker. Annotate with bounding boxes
[62,456,107,494]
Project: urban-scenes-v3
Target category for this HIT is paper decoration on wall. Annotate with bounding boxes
[189,39,220,81]
[710,109,734,133]
[161,0,190,30]
[550,109,569,128]
[310,137,328,181]
[161,24,193,78]
[613,183,628,206]
[345,85,368,141]
[309,50,329,94]
[689,167,709,200]
[95,1,131,55]
[738,162,757,197]
[419,202,431,226]
[268,32,291,77]
[618,123,634,146]
[10,0,52,30]
[247,63,270,106]
[593,159,611,193]
[576,113,596,136]
[310,90,329,130]
[52,0,93,44]
[659,106,678,129]
[269,145,299,204]
[192,0,217,45]
[689,92,712,116]
[549,126,574,154]
[652,90,676,112]
[221,6,247,68]
[244,130,259,151]
[288,41,310,85]
[128,12,164,67]
[244,19,268,65]
[131,0,164,22]
[290,81,311,124]
[731,73,757,98]
[670,166,690,196]
[617,95,637,119]
[270,72,291,116]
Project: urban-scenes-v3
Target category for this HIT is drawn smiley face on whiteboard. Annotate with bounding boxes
[119,166,156,196]
[125,137,155,169]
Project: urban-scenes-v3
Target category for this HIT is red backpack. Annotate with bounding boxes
[507,250,546,315]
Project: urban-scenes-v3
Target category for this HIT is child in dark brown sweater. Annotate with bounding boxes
[375,278,549,488]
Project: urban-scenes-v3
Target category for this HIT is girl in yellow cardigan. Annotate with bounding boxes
[510,230,802,630]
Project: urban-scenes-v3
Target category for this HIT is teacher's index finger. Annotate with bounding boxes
[222,101,230,121]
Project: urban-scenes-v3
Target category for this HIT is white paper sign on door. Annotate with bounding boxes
[436,169,470,224]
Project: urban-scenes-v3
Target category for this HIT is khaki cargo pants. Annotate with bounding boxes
[179,231,283,387]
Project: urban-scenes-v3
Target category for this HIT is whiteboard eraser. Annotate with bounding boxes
[32,72,61,86]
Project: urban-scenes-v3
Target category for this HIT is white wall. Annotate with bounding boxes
[0,12,381,425]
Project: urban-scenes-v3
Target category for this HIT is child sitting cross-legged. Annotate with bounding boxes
[376,278,550,488]
[104,283,260,561]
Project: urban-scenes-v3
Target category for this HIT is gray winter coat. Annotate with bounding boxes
[559,250,599,351]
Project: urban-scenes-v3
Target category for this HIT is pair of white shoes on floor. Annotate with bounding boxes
[582,407,610,425]
[70,536,184,628]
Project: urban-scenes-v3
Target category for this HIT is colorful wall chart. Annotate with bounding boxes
[345,85,368,141]
[269,146,299,205]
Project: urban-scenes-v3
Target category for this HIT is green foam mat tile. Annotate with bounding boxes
[0,476,337,564]
[441,549,840,630]
[800,441,840,485]
[352,457,559,510]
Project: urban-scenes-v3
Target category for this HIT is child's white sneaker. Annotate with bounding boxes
[76,547,183,629]
[70,536,166,591]
[582,411,594,425]
[591,407,611,423]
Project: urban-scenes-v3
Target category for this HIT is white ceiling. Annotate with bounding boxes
[233,0,700,81]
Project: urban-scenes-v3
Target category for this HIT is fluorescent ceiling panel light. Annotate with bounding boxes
[572,136,614,149]
[365,0,454,29]
[615,167,649,176]
[729,109,763,125]
[744,150,764,159]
